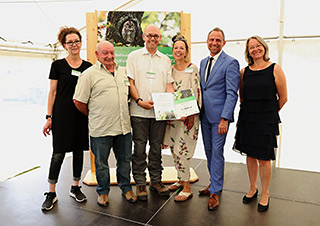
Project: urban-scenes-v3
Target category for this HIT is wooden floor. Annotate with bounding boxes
[1,152,319,226]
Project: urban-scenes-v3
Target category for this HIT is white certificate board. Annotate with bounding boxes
[152,88,199,121]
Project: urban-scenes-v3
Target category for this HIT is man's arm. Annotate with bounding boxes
[73,99,88,116]
[218,59,240,135]
[221,59,240,120]
[129,78,154,110]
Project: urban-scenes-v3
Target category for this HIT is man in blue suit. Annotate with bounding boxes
[199,27,240,210]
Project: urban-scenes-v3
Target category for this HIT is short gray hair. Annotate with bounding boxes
[96,40,113,53]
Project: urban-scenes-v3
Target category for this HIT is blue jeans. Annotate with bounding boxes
[90,133,132,195]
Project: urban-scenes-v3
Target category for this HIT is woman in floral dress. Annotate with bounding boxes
[162,35,201,202]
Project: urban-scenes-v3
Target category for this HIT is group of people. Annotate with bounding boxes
[41,24,287,213]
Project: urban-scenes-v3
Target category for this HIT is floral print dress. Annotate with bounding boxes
[162,63,202,180]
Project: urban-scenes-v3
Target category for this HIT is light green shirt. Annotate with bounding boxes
[73,61,131,137]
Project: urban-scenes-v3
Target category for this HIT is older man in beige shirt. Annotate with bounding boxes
[73,41,136,207]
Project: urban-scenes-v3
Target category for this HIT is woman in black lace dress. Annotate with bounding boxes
[233,36,287,212]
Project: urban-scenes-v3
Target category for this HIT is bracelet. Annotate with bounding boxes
[136,98,143,104]
[46,115,52,119]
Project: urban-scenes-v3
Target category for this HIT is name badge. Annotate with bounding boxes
[146,72,156,79]
[71,70,81,77]
[185,67,193,73]
[124,79,130,86]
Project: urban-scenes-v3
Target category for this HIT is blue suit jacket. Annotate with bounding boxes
[200,50,240,124]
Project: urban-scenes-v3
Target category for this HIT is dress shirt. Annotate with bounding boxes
[73,61,131,137]
[205,50,223,82]
[126,47,174,118]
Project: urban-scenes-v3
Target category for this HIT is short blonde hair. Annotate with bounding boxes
[245,35,270,65]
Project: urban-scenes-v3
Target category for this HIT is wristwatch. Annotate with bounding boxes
[222,118,228,121]
[46,115,52,119]
[136,98,143,104]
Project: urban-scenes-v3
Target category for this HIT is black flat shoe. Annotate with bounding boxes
[258,198,270,212]
[242,189,258,204]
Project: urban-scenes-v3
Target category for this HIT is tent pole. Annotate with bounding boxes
[276,0,285,168]
[278,0,285,67]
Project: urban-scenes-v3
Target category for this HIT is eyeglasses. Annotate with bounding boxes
[65,40,81,46]
[249,44,262,50]
[144,34,160,39]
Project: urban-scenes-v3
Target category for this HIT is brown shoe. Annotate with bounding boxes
[199,184,210,196]
[136,185,148,201]
[97,194,109,207]
[208,194,219,210]
[122,190,137,203]
[150,182,170,196]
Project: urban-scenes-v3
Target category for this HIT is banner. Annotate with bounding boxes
[97,11,181,66]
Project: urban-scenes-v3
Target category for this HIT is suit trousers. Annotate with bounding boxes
[131,116,166,185]
[201,113,228,195]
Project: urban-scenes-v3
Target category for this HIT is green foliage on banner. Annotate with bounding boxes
[115,46,175,67]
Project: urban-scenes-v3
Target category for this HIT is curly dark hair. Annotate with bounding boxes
[57,26,81,45]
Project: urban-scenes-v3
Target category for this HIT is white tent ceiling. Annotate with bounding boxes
[1,0,319,46]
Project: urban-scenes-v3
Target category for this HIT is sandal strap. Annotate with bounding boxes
[172,182,184,187]
[178,191,193,197]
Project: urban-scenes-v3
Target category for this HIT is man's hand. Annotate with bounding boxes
[138,100,154,110]
[218,118,228,135]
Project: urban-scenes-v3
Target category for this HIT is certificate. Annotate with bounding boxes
[152,88,199,121]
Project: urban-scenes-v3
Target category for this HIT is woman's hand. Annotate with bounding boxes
[43,119,52,137]
[185,115,195,130]
[178,116,187,122]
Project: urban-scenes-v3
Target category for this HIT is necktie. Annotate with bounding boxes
[206,57,214,82]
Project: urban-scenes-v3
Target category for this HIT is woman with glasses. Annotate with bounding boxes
[162,35,201,202]
[41,27,92,211]
[233,36,287,212]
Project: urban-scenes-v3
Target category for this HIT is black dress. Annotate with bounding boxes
[233,63,280,160]
[49,58,92,153]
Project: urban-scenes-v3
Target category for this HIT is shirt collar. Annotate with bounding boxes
[210,50,223,61]
[97,60,118,72]
[142,46,161,57]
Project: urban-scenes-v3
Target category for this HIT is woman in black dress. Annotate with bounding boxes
[41,27,92,211]
[233,36,287,212]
